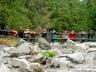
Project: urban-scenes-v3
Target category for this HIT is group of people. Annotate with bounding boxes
[0,26,18,37]
[0,26,95,43]
[42,29,95,43]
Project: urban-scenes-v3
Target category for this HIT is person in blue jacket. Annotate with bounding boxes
[51,29,57,43]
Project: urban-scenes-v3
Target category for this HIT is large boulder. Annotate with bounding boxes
[11,58,45,72]
[19,63,45,72]
[38,38,51,50]
[10,42,32,55]
[11,58,29,68]
[51,57,73,68]
[75,43,89,53]
[66,52,85,64]
[66,39,89,53]
[85,48,96,64]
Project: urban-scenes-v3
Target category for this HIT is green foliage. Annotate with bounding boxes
[42,50,57,58]
[0,0,96,31]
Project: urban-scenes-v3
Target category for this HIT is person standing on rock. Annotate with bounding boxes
[79,31,86,43]
[24,27,31,38]
[3,26,10,36]
[42,29,48,40]
[88,30,94,42]
[69,30,77,41]
[30,30,36,43]
[51,29,57,43]
[62,30,69,43]
[10,29,18,37]
[18,27,24,38]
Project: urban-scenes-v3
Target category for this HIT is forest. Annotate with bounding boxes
[0,0,96,32]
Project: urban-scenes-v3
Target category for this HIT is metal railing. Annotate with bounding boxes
[0,33,95,43]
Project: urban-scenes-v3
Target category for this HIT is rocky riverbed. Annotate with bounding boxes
[0,38,96,72]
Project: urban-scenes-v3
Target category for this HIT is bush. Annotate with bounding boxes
[41,50,57,58]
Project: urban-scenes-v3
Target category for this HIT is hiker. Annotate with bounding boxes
[42,29,48,39]
[18,27,24,38]
[30,30,36,43]
[62,30,69,43]
[79,31,86,43]
[10,29,18,37]
[3,26,10,36]
[51,29,57,43]
[24,27,31,38]
[69,30,77,41]
[88,30,94,42]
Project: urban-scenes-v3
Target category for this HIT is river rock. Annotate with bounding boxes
[18,62,45,72]
[29,63,45,72]
[51,57,73,68]
[38,38,51,50]
[16,38,26,47]
[11,58,29,68]
[10,43,32,55]
[85,48,96,64]
[75,43,89,53]
[66,52,85,64]
[0,64,11,72]
[28,53,44,63]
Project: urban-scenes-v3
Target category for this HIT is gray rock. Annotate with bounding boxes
[50,43,61,49]
[11,58,29,68]
[66,52,85,64]
[75,43,89,53]
[85,49,96,64]
[16,38,26,47]
[0,64,11,72]
[29,63,45,72]
[51,57,74,68]
[28,53,43,62]
[38,38,51,50]
[18,62,45,72]
[11,58,45,72]
[10,43,32,55]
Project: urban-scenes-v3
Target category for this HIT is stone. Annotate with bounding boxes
[11,58,29,68]
[18,63,45,72]
[66,52,85,64]
[10,43,32,55]
[28,53,44,63]
[51,57,73,68]
[29,63,45,72]
[30,44,41,55]
[38,38,51,50]
[75,43,89,53]
[16,38,26,47]
[85,49,96,64]
[50,43,61,49]
[0,64,11,72]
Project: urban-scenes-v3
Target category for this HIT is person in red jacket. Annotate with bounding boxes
[69,30,77,41]
[10,29,17,37]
